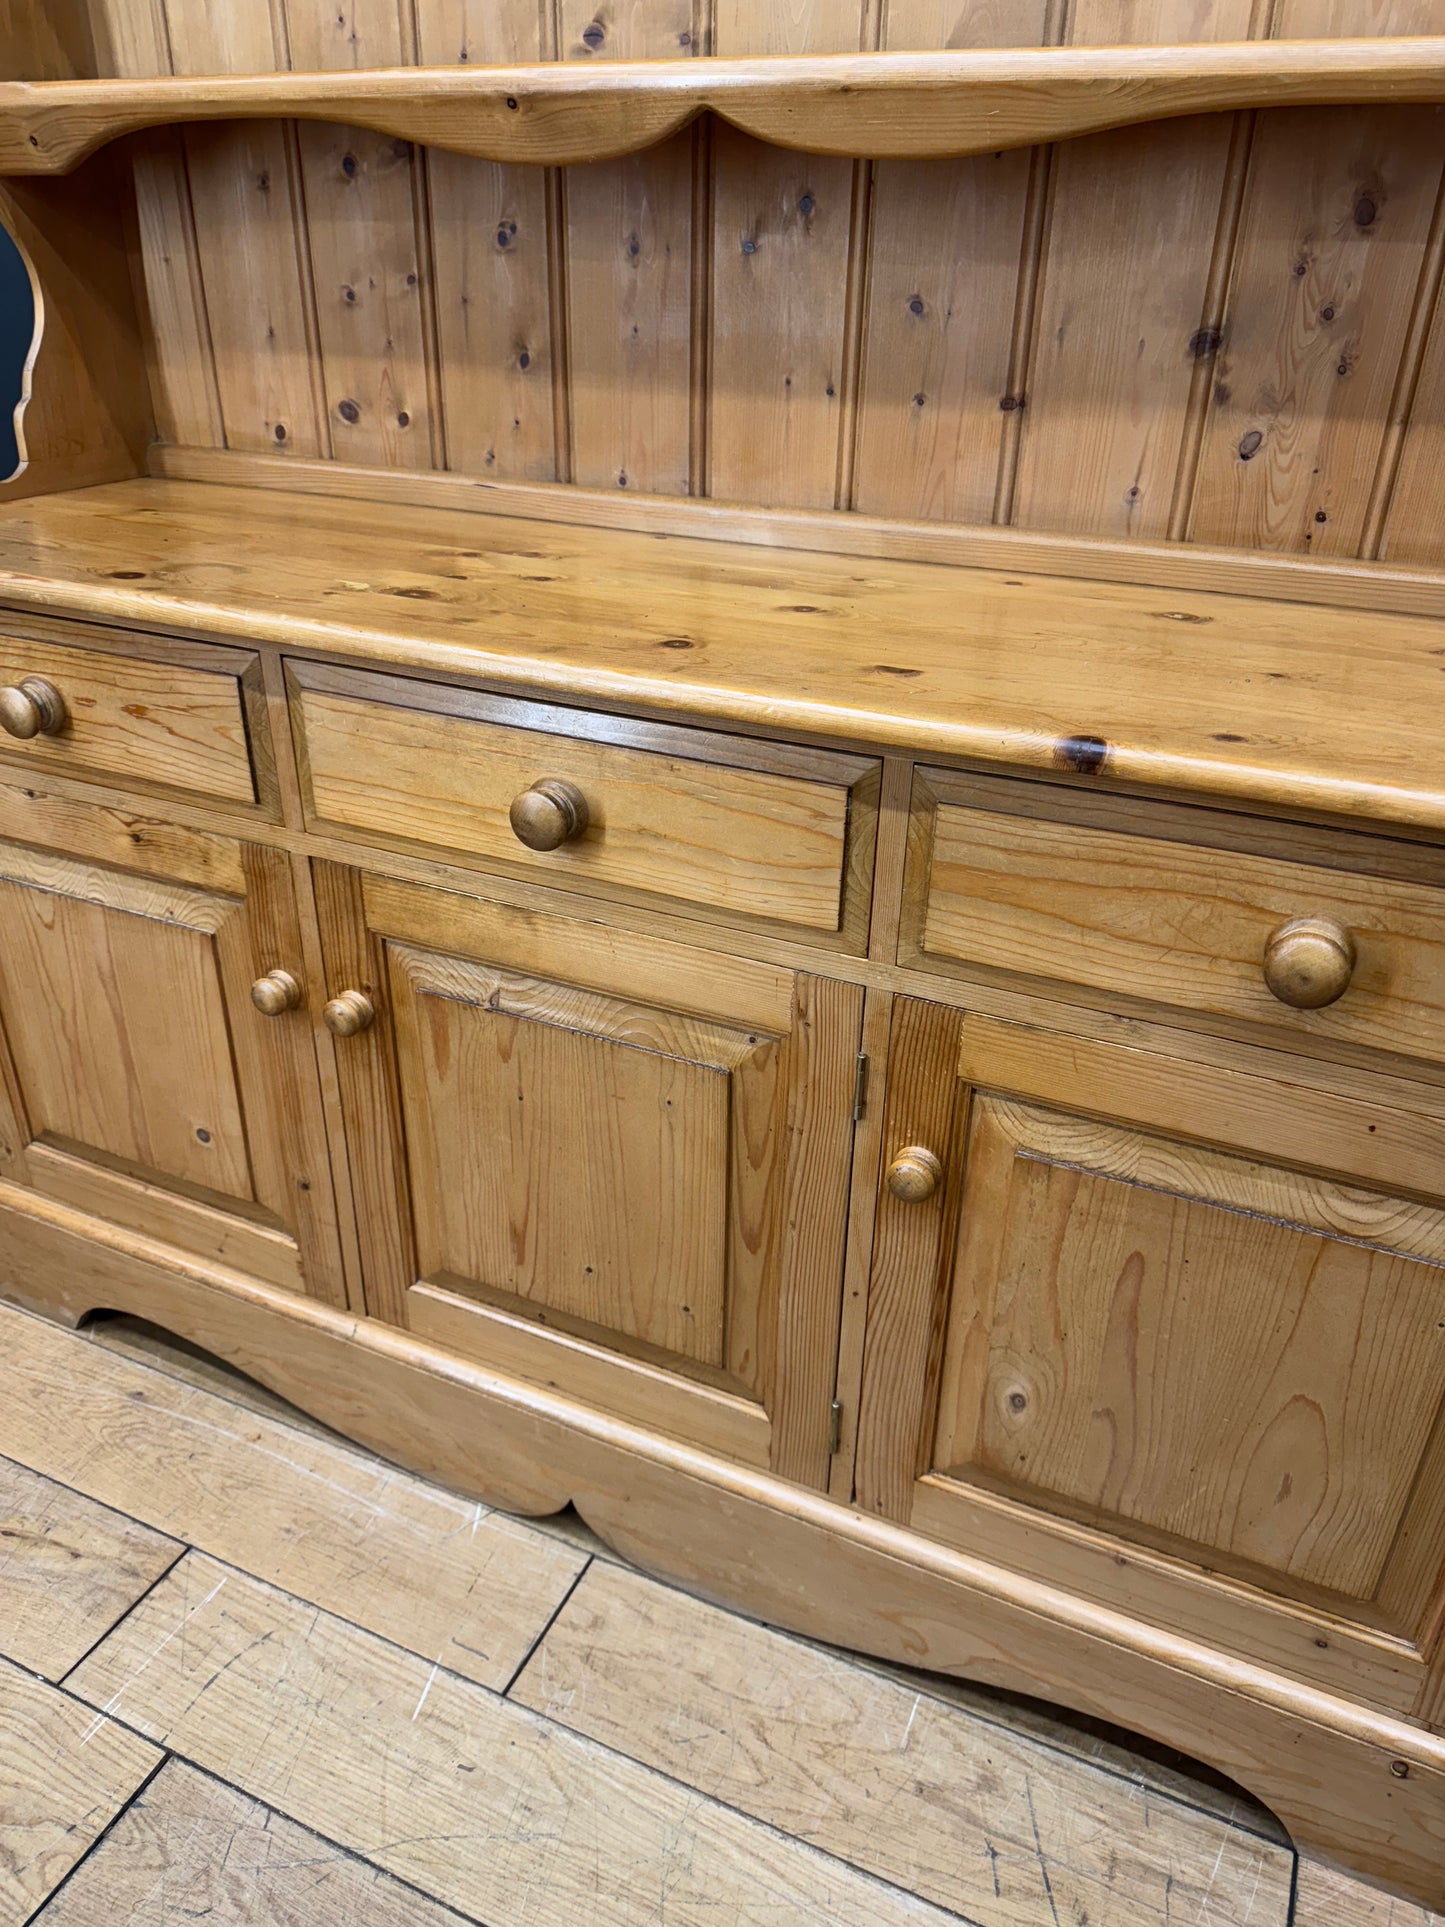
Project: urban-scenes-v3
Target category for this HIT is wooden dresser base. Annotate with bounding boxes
[3,1178,1441,1910]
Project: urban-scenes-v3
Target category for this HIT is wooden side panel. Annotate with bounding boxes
[0,0,99,77]
[0,160,152,498]
[284,0,436,470]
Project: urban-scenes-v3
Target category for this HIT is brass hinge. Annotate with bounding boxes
[828,1398,843,1456]
[852,1051,870,1122]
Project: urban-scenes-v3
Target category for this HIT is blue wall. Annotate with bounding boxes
[0,223,34,478]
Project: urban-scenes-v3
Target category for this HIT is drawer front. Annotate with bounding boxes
[0,625,261,808]
[905,770,1445,1064]
[290,661,878,942]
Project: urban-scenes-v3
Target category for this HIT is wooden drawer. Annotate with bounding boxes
[903,769,1445,1066]
[0,620,267,811]
[289,660,879,945]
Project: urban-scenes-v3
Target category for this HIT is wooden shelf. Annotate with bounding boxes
[2,38,1444,175]
[0,475,1441,836]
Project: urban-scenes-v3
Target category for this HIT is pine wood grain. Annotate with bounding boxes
[0,1653,160,1919]
[19,39,1445,175]
[285,0,435,472]
[1013,1,1259,542]
[419,1,558,483]
[0,628,255,804]
[67,1549,971,1926]
[911,786,1445,1065]
[855,0,1047,523]
[0,1452,177,1677]
[511,1556,1296,1926]
[394,943,733,1367]
[708,129,855,509]
[0,863,255,1200]
[5,477,1445,832]
[937,1095,1445,1606]
[291,662,863,935]
[1189,102,1445,554]
[162,9,324,460]
[560,3,695,498]
[0,1302,587,1690]
[33,1760,472,1926]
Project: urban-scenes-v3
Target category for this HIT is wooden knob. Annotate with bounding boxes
[886,1146,943,1204]
[250,969,301,1017]
[1262,917,1357,1010]
[323,989,375,1038]
[0,676,66,739]
[509,778,589,852]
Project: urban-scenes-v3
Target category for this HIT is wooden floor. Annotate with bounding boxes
[0,1304,1438,1927]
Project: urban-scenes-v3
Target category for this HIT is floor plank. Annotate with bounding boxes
[33,1760,482,1925]
[0,1305,585,1690]
[510,1559,1295,1927]
[860,1652,1286,1841]
[1294,1857,1445,1926]
[68,1551,966,1927]
[0,1654,160,1919]
[85,1316,345,1442]
[0,1455,179,1680]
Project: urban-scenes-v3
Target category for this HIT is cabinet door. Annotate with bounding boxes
[0,785,345,1305]
[314,863,863,1487]
[857,1000,1445,1716]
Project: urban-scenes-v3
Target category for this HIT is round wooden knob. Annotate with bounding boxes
[1262,917,1357,1010]
[886,1146,943,1204]
[0,676,66,740]
[509,778,589,852]
[250,969,301,1017]
[323,989,375,1038]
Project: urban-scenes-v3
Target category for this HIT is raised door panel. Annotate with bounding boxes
[0,787,345,1305]
[857,1001,1445,1718]
[315,863,863,1486]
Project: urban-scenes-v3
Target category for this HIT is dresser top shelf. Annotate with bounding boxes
[0,475,1438,837]
[2,38,1444,175]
